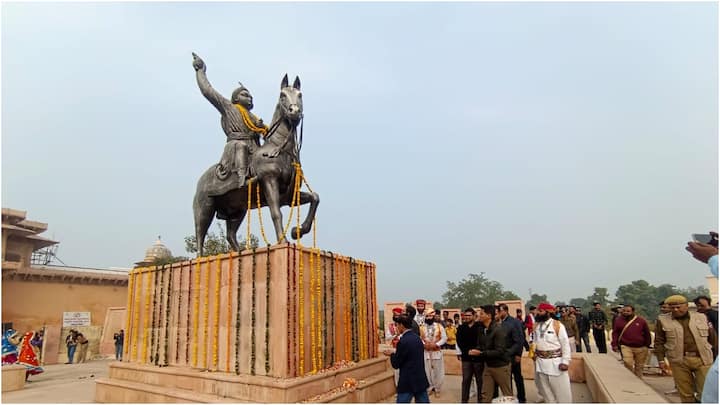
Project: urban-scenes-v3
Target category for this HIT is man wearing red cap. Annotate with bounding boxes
[386,308,405,347]
[531,303,572,403]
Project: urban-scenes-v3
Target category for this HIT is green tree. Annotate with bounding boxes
[527,293,548,309]
[184,223,259,256]
[569,297,589,313]
[441,273,520,309]
[677,285,711,301]
[614,280,659,320]
[153,255,190,266]
[587,287,610,307]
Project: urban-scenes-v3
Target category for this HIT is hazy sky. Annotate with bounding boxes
[2,2,717,306]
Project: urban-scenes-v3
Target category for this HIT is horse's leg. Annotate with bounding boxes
[225,214,245,252]
[193,193,215,257]
[261,177,287,244]
[291,191,320,239]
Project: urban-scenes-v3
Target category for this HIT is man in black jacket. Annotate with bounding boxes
[469,305,511,403]
[588,302,608,353]
[456,307,483,403]
[498,304,526,403]
[384,314,430,403]
[574,307,592,353]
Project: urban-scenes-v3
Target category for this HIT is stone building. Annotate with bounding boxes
[1,208,129,364]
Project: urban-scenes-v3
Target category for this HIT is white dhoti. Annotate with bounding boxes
[424,357,445,392]
[535,371,572,403]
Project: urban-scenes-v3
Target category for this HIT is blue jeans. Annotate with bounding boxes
[397,391,430,403]
[115,344,123,360]
[67,345,76,363]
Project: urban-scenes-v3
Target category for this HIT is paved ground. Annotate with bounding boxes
[379,375,593,403]
[2,359,112,403]
[2,355,682,403]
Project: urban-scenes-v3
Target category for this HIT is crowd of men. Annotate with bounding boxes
[381,234,719,403]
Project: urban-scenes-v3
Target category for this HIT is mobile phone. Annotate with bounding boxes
[692,233,713,244]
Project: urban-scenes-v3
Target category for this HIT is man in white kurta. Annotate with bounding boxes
[531,303,573,403]
[420,309,447,396]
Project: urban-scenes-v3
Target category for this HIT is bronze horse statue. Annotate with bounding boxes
[193,75,319,257]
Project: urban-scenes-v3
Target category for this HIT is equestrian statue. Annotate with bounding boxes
[191,53,319,257]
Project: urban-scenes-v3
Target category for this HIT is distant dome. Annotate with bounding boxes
[142,236,172,263]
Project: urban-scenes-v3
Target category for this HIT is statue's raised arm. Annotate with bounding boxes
[192,52,229,113]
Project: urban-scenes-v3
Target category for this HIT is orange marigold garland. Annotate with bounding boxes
[131,267,143,362]
[124,268,135,362]
[226,254,233,373]
[202,259,210,369]
[142,269,152,363]
[192,260,201,367]
[309,244,316,373]
[297,244,305,375]
[250,248,257,375]
[212,257,221,370]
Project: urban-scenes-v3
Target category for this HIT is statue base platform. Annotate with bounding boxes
[2,364,26,392]
[95,357,395,403]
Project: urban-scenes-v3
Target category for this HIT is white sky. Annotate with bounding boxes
[2,2,718,305]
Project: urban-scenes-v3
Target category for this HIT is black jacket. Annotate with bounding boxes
[500,316,524,357]
[576,314,590,335]
[456,322,482,362]
[475,321,510,368]
[390,330,430,394]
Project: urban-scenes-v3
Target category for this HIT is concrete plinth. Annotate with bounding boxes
[2,365,26,392]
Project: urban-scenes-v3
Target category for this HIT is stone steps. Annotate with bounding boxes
[96,358,396,403]
[95,377,239,403]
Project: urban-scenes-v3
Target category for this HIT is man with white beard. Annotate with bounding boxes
[420,309,447,397]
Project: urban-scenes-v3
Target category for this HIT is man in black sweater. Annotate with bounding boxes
[469,305,511,403]
[456,307,483,403]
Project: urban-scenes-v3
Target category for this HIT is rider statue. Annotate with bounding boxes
[192,52,268,189]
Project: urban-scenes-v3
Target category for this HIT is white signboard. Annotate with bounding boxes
[63,312,91,327]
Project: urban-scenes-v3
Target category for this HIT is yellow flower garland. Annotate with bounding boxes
[309,244,316,374]
[192,260,201,367]
[255,183,271,245]
[202,259,210,369]
[234,104,268,136]
[315,247,322,368]
[124,269,135,361]
[246,180,253,249]
[213,257,221,370]
[297,245,304,375]
[142,269,152,363]
[226,255,233,372]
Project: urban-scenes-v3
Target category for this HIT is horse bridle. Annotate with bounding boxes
[264,112,304,163]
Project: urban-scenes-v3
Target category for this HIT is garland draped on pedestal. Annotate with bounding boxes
[164,265,172,366]
[235,253,243,374]
[124,269,135,362]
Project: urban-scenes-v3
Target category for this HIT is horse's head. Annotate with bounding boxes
[278,74,303,124]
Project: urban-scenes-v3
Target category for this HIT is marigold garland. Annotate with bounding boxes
[226,254,233,373]
[286,244,292,376]
[309,245,316,374]
[315,247,322,369]
[142,269,152,363]
[280,165,301,239]
[290,243,297,376]
[250,248,257,375]
[322,254,328,367]
[132,267,143,361]
[192,260,201,367]
[124,268,135,362]
[234,104,269,136]
[343,257,350,361]
[176,266,183,364]
[151,266,161,365]
[212,257,221,370]
[329,253,335,364]
[235,253,243,374]
[265,247,271,374]
[202,259,210,369]
[246,180,253,250]
[255,183,271,246]
[297,244,304,375]
[164,265,172,366]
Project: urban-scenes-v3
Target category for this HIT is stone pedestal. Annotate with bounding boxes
[2,364,26,392]
[96,244,390,402]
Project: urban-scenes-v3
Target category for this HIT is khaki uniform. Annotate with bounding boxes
[654,312,714,403]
